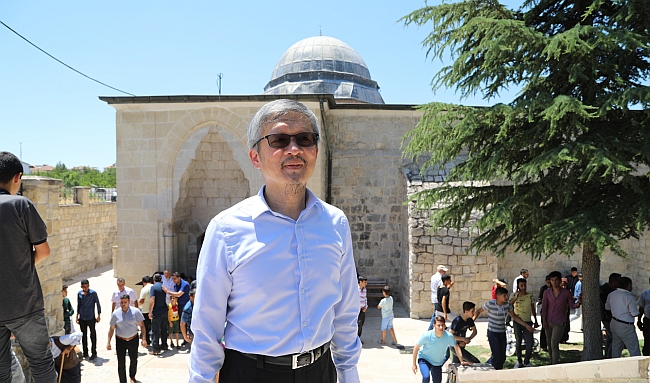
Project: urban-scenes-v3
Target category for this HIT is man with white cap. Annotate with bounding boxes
[429,265,453,330]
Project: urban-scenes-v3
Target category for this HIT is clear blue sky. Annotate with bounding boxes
[1,1,518,169]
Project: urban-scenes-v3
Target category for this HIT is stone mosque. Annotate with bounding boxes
[101,36,650,319]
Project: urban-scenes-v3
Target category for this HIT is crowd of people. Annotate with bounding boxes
[397,264,648,382]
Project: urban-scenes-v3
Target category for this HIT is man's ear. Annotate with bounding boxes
[249,148,261,169]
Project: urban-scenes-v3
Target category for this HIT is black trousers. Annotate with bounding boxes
[220,348,337,383]
[116,337,139,383]
[78,319,97,356]
[142,315,152,343]
[643,317,650,356]
[151,313,168,350]
[357,309,365,337]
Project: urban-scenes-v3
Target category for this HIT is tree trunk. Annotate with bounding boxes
[581,242,603,360]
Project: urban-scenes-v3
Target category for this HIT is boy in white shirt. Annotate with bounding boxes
[377,286,398,345]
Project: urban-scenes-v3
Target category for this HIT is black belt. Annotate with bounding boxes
[612,316,634,325]
[243,342,330,369]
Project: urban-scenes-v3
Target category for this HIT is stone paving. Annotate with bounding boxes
[62,265,621,382]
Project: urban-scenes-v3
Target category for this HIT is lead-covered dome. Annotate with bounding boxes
[263,36,384,104]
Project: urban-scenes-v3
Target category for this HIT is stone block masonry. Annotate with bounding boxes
[21,177,117,335]
[407,182,650,320]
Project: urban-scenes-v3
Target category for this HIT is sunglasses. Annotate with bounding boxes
[254,132,319,149]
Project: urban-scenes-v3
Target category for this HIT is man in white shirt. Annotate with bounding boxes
[136,275,153,344]
[636,277,650,356]
[512,269,529,292]
[161,269,174,304]
[111,278,138,312]
[428,265,450,330]
[605,276,641,357]
[189,100,360,383]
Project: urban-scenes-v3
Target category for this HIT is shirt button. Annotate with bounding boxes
[299,255,303,260]
[303,322,307,327]
[301,288,305,294]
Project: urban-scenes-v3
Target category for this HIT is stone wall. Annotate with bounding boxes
[20,177,117,334]
[408,181,650,319]
[327,110,421,305]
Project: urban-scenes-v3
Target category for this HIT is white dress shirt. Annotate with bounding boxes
[189,187,361,383]
[111,287,137,307]
[606,288,640,322]
[431,272,442,304]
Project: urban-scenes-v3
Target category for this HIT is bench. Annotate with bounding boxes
[366,278,388,303]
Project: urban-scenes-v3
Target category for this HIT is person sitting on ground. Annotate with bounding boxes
[474,287,534,370]
[509,278,538,368]
[412,316,472,383]
[377,286,398,345]
[448,302,480,364]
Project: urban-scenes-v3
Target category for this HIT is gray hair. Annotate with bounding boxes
[247,99,320,149]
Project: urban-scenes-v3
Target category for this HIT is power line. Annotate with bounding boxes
[0,20,135,96]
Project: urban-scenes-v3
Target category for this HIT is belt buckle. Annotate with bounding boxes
[291,350,314,369]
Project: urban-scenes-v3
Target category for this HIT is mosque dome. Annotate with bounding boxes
[263,36,384,104]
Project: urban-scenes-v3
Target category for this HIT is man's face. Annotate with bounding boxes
[359,280,367,289]
[465,308,475,317]
[117,280,125,291]
[550,276,561,288]
[81,283,89,293]
[434,321,446,335]
[523,271,530,279]
[164,270,171,279]
[61,289,67,298]
[249,112,318,191]
[443,279,452,287]
[439,269,446,275]
[571,270,577,277]
[119,298,130,312]
[546,279,551,287]
[172,276,180,285]
[189,295,195,303]
[496,293,508,304]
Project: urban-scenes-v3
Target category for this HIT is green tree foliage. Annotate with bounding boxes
[402,0,649,360]
[34,162,116,188]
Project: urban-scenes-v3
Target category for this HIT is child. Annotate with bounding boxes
[436,275,454,321]
[412,316,472,383]
[509,278,538,367]
[473,287,533,370]
[168,296,181,348]
[448,301,480,364]
[377,286,398,345]
[62,285,75,334]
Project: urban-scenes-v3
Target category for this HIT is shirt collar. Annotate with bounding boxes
[250,185,323,220]
[0,188,10,195]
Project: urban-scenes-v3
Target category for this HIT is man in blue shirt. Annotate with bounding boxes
[412,316,472,383]
[181,290,195,345]
[164,272,191,318]
[148,274,168,355]
[189,100,361,383]
[76,279,101,361]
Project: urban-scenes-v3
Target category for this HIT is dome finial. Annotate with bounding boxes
[319,26,322,36]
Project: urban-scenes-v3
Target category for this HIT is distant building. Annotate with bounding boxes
[31,165,54,172]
